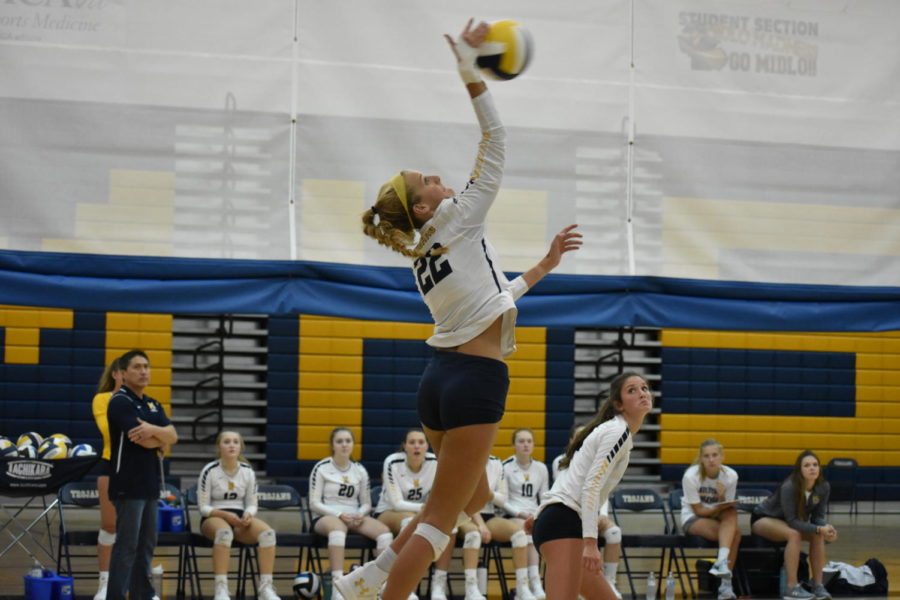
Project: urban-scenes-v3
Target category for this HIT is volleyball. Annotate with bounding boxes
[18,445,38,459]
[38,438,69,459]
[17,431,43,449]
[48,433,73,449]
[476,19,533,81]
[292,572,320,599]
[69,443,97,457]
[0,438,17,457]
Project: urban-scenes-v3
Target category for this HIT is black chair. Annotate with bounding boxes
[253,484,322,582]
[156,483,200,600]
[612,488,689,599]
[667,489,753,598]
[825,457,859,516]
[184,485,257,600]
[56,481,103,581]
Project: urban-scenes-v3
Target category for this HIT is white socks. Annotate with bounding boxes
[375,546,397,574]
[528,565,540,579]
[604,562,619,579]
[717,548,730,563]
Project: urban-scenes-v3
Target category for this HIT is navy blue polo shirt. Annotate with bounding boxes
[107,385,171,500]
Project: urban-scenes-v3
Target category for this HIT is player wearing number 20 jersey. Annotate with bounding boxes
[309,457,373,518]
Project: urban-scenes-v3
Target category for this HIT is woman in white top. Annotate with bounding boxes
[503,429,549,600]
[197,431,279,600]
[309,428,393,600]
[680,439,740,600]
[530,372,653,600]
[376,429,438,533]
[337,19,581,600]
[552,425,623,600]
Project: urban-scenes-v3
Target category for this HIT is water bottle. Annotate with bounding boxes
[665,572,676,600]
[476,561,487,595]
[645,571,657,600]
[29,560,43,578]
[152,564,164,600]
[779,566,787,597]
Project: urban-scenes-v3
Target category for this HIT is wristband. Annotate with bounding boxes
[454,37,482,84]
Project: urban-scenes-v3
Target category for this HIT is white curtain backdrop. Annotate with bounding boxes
[1,0,898,285]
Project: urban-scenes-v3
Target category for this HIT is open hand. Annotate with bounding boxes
[444,18,490,61]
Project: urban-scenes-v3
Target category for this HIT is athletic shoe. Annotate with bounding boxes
[811,583,832,600]
[717,582,736,600]
[407,592,419,600]
[606,578,623,600]
[430,577,448,600]
[709,559,731,578]
[516,580,537,600]
[463,587,486,600]
[258,582,280,600]
[334,563,386,600]
[784,584,815,600]
[530,576,546,600]
[93,585,107,600]
[214,582,231,600]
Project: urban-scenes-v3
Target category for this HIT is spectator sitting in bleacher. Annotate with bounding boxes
[680,439,740,600]
[197,431,279,600]
[309,427,393,600]
[751,450,838,600]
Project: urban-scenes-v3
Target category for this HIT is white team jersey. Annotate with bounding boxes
[680,464,739,526]
[502,456,549,517]
[551,453,610,517]
[412,91,527,358]
[482,455,511,515]
[309,457,373,518]
[540,415,632,538]
[375,451,438,514]
[197,460,258,518]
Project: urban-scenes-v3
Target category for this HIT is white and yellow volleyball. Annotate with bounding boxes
[38,437,69,460]
[476,20,533,81]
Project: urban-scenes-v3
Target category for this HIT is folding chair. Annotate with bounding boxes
[667,489,752,598]
[612,488,689,599]
[156,483,200,600]
[252,484,322,584]
[56,481,102,581]
[184,485,257,600]
[825,458,858,516]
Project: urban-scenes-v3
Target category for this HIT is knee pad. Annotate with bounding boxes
[400,516,413,531]
[376,532,393,551]
[463,530,481,550]
[258,529,276,548]
[214,528,234,547]
[97,529,116,546]
[413,523,450,561]
[328,530,346,548]
[604,525,622,545]
[510,529,528,548]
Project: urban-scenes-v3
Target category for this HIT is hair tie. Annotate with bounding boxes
[370,205,378,215]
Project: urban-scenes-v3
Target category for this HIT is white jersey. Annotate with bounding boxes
[481,455,512,515]
[375,451,438,514]
[309,457,373,518]
[412,91,527,358]
[197,460,258,518]
[540,415,633,539]
[551,453,610,517]
[502,456,549,517]
[680,464,739,526]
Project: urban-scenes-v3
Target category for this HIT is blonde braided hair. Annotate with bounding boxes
[362,174,447,259]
